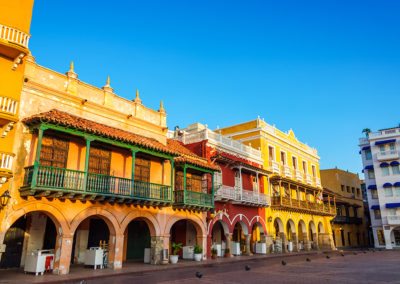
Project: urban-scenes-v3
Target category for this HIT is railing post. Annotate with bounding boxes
[83,136,94,192]
[170,158,174,202]
[31,126,46,187]
[183,164,187,204]
[131,149,137,197]
[211,172,214,207]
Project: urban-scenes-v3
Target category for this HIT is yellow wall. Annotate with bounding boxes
[0,0,34,33]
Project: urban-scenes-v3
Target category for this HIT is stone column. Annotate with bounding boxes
[291,233,298,252]
[304,234,311,251]
[196,234,208,260]
[108,234,124,270]
[244,234,252,256]
[265,235,274,254]
[312,233,319,250]
[225,233,232,257]
[0,232,6,265]
[53,234,73,275]
[279,232,287,253]
[150,236,165,264]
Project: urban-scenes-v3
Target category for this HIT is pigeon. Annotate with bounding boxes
[195,272,203,279]
[341,253,345,257]
[245,265,251,271]
[306,258,311,262]
[281,260,287,266]
[326,255,330,259]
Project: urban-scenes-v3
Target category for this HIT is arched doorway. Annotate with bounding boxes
[0,212,57,269]
[232,222,248,255]
[286,219,296,252]
[309,221,317,249]
[170,220,200,259]
[274,218,284,237]
[124,219,151,263]
[390,227,400,247]
[318,222,325,234]
[298,220,307,251]
[71,216,111,266]
[251,222,266,254]
[211,220,229,257]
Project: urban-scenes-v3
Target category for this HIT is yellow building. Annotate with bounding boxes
[321,168,368,248]
[219,118,336,252]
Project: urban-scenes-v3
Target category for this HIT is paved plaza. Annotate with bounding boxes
[1,250,399,284]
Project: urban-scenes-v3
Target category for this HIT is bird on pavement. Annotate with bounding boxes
[281,260,287,266]
[245,265,251,271]
[341,253,345,257]
[306,258,311,262]
[326,255,330,259]
[196,272,203,279]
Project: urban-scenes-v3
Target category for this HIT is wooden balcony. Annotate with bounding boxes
[271,196,336,216]
[174,190,213,211]
[333,216,363,225]
[20,164,173,206]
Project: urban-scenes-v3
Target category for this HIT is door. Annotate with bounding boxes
[87,147,112,193]
[0,217,26,268]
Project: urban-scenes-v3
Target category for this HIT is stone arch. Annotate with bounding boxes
[249,216,267,235]
[207,212,232,235]
[2,202,70,236]
[298,220,307,234]
[232,220,249,235]
[70,207,120,235]
[318,221,325,233]
[231,214,251,234]
[273,217,284,236]
[164,212,206,237]
[120,211,160,237]
[309,221,316,235]
[286,219,296,233]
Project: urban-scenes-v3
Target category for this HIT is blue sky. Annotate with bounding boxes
[30,0,400,174]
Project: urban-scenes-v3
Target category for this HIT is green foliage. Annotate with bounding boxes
[194,244,203,254]
[172,242,183,255]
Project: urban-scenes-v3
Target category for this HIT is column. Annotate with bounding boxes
[244,234,252,256]
[108,233,124,270]
[279,232,287,253]
[131,149,137,196]
[383,229,393,250]
[291,232,299,252]
[196,234,208,260]
[239,167,243,199]
[82,136,93,191]
[31,126,45,187]
[170,159,174,202]
[225,233,233,257]
[53,234,73,275]
[150,236,165,264]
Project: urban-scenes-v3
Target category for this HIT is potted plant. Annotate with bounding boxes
[170,242,183,264]
[224,248,231,258]
[193,244,203,261]
[211,247,218,259]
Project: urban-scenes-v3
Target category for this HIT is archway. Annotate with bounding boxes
[309,221,317,249]
[390,227,400,247]
[123,219,151,263]
[251,222,266,254]
[232,221,248,255]
[274,218,284,237]
[211,220,229,257]
[0,212,57,269]
[71,216,112,267]
[298,220,307,251]
[286,219,296,241]
[169,219,200,259]
[318,222,325,234]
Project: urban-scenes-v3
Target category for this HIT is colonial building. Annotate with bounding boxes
[218,118,336,252]
[170,123,270,257]
[0,43,219,274]
[320,168,368,248]
[359,127,400,249]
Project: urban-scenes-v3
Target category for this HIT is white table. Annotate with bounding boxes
[255,242,267,254]
[182,246,194,260]
[24,250,54,276]
[231,242,241,256]
[84,247,104,269]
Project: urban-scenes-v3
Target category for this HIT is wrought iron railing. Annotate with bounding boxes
[271,196,335,215]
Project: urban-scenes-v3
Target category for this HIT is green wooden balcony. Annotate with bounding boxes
[174,190,214,211]
[20,164,172,206]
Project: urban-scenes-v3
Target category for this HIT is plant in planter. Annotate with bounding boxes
[211,247,218,259]
[193,244,203,261]
[170,242,183,264]
[224,248,231,258]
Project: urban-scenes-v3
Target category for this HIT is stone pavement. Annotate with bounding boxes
[0,250,326,284]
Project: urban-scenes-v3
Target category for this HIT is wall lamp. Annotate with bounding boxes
[81,99,88,105]
[0,190,11,210]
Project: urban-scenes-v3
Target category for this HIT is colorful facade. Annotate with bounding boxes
[321,168,369,248]
[219,119,336,252]
[171,123,270,257]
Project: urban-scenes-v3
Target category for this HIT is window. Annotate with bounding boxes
[214,171,222,188]
[395,186,400,197]
[134,157,151,182]
[356,188,360,196]
[89,147,111,175]
[354,207,358,218]
[292,156,297,169]
[368,170,375,179]
[365,149,372,160]
[186,173,203,192]
[268,146,275,161]
[377,229,385,246]
[374,209,381,219]
[341,185,345,192]
[311,165,316,177]
[40,136,69,168]
[303,161,307,174]
[384,187,393,197]
[389,143,396,151]
[336,206,342,216]
[371,190,378,199]
[346,186,350,193]
[381,167,390,176]
[280,151,286,165]
[351,187,355,194]
[387,208,396,216]
[392,165,400,175]
[379,145,385,153]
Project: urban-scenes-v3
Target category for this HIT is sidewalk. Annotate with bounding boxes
[0,250,339,284]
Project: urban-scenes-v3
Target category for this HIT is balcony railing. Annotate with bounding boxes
[174,189,213,209]
[281,165,292,178]
[294,169,303,181]
[304,174,312,185]
[214,185,270,207]
[314,177,321,187]
[333,216,363,224]
[386,215,400,225]
[0,24,30,49]
[271,196,336,215]
[0,96,18,118]
[21,164,172,205]
[0,152,14,174]
[269,160,280,174]
[377,150,399,161]
[369,128,400,139]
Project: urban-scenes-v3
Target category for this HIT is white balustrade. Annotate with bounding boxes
[377,150,399,161]
[0,152,14,172]
[0,24,30,48]
[215,185,236,201]
[369,128,400,139]
[387,215,400,225]
[282,165,292,178]
[269,160,280,174]
[0,96,18,116]
[305,174,312,185]
[295,169,303,181]
[215,185,270,206]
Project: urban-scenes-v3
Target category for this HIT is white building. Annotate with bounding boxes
[359,127,400,249]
